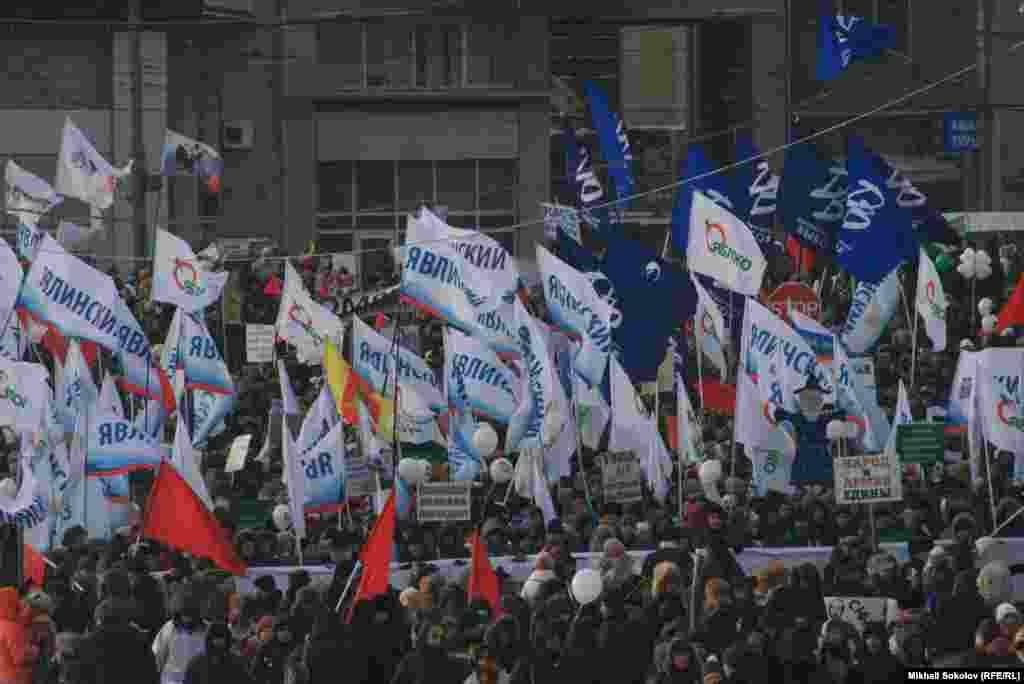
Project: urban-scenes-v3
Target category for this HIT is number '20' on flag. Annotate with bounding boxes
[686,190,767,296]
[151,229,229,313]
[836,137,917,283]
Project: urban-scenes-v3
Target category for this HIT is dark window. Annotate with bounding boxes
[398,161,434,212]
[442,25,463,87]
[366,22,413,89]
[361,237,396,289]
[315,232,354,254]
[437,161,476,213]
[316,22,363,88]
[478,160,517,211]
[466,23,516,86]
[355,161,395,212]
[317,161,353,212]
[877,0,910,53]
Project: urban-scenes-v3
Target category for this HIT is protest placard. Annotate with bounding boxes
[602,451,643,504]
[224,434,252,473]
[245,324,275,364]
[824,597,899,633]
[834,452,902,504]
[417,482,471,522]
[345,453,375,499]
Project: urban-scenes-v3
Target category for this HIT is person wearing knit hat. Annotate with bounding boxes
[997,602,1022,639]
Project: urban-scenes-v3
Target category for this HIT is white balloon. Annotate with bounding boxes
[490,458,515,484]
[982,314,998,334]
[0,478,16,501]
[976,250,992,267]
[977,263,993,280]
[398,458,428,484]
[698,459,723,484]
[979,298,995,316]
[417,459,433,483]
[826,420,847,441]
[957,262,976,279]
[960,247,976,263]
[570,568,604,605]
[472,424,499,460]
[272,504,292,531]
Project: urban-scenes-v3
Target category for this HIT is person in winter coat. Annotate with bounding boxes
[182,622,251,684]
[77,598,159,684]
[646,636,700,684]
[520,553,560,607]
[927,570,988,657]
[0,588,37,684]
[390,613,467,684]
[856,623,901,684]
[693,579,738,657]
[248,614,296,684]
[305,615,367,684]
[152,588,208,684]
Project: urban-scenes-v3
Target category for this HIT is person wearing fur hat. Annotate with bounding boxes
[695,500,745,589]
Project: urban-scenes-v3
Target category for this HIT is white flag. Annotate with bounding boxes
[276,260,343,361]
[172,419,214,512]
[55,118,132,210]
[691,273,728,376]
[56,219,103,250]
[277,360,301,416]
[6,160,61,227]
[296,384,340,456]
[686,190,767,296]
[915,248,947,352]
[98,374,124,418]
[151,229,229,313]
[676,373,704,465]
[282,411,307,540]
[608,357,673,502]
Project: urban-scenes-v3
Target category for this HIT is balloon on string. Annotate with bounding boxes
[0,478,16,500]
[570,568,603,605]
[472,424,499,460]
[982,314,998,335]
[826,420,847,441]
[489,458,514,484]
[979,298,995,316]
[272,504,292,531]
[698,459,723,485]
[398,458,429,484]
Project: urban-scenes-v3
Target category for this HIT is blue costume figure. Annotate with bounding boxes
[773,372,846,485]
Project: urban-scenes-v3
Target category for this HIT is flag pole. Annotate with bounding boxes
[910,285,920,389]
[983,435,999,533]
[334,559,362,613]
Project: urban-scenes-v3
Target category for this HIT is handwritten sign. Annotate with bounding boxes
[417,482,472,523]
[345,454,375,499]
[224,434,252,473]
[834,451,902,504]
[245,324,275,364]
[824,596,898,633]
[602,451,643,504]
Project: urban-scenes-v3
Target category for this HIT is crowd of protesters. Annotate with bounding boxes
[3,232,1024,684]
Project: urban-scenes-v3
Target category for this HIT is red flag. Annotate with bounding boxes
[141,461,248,576]
[468,529,503,617]
[997,274,1024,334]
[348,490,396,620]
[263,275,283,297]
[786,236,815,273]
[23,545,45,589]
[374,313,388,331]
[690,380,737,416]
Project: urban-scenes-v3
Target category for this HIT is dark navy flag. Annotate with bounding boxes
[584,81,635,212]
[561,120,579,193]
[836,137,918,283]
[780,142,845,255]
[875,153,961,245]
[600,237,697,386]
[816,0,896,81]
[732,135,780,253]
[671,143,736,254]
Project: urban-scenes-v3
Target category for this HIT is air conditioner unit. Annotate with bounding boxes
[223,120,253,150]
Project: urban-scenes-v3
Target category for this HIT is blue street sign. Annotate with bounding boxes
[944,113,978,153]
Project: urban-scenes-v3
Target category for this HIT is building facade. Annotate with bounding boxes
[3,1,1023,277]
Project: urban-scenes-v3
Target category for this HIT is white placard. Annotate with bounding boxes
[834,452,903,505]
[245,324,276,364]
[416,482,471,523]
[345,454,375,499]
[224,434,252,473]
[602,451,643,504]
[851,358,876,390]
[824,596,899,633]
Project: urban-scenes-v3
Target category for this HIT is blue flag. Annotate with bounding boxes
[875,153,961,245]
[584,81,635,212]
[600,237,696,386]
[816,0,896,81]
[835,137,918,283]
[671,143,736,253]
[696,274,744,351]
[732,135,780,253]
[558,122,606,270]
[780,142,845,255]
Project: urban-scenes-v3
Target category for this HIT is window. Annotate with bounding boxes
[365,21,413,89]
[466,24,516,86]
[316,159,519,254]
[315,22,362,88]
